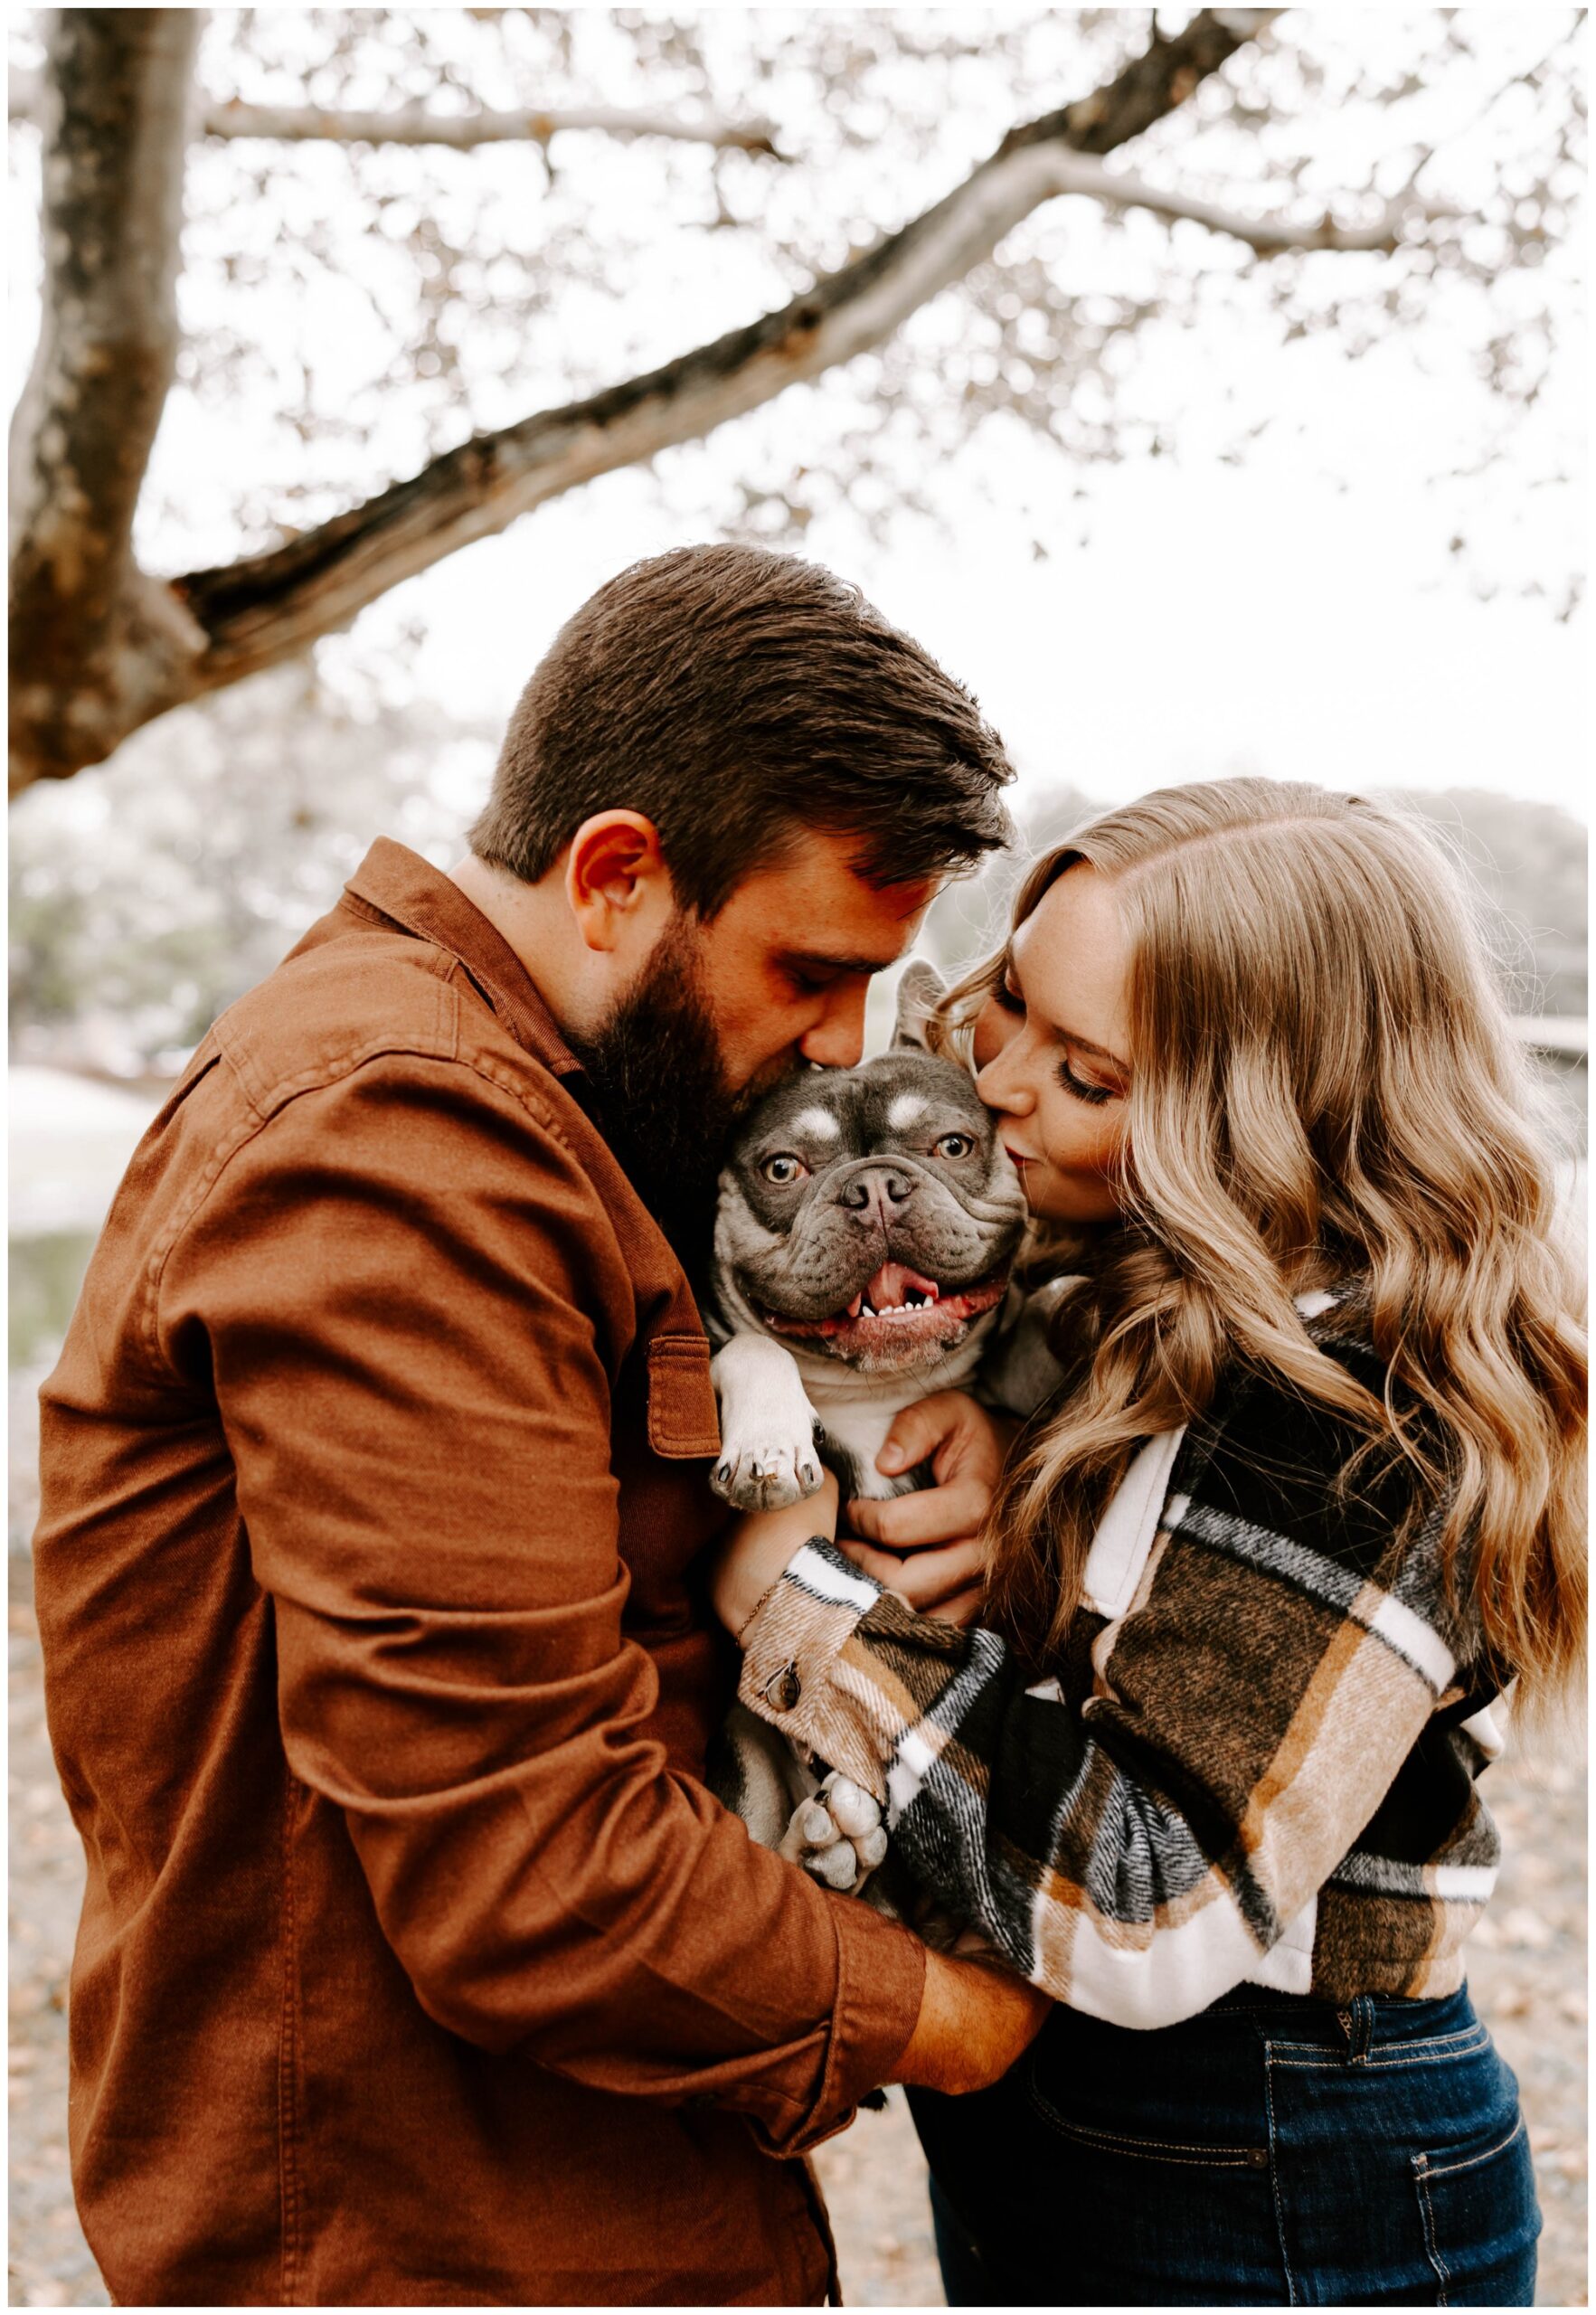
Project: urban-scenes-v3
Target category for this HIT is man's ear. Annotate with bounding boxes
[892,959,947,1050]
[564,810,671,953]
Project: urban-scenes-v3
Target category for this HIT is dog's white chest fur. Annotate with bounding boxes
[804,1392,907,1502]
[800,1328,989,1498]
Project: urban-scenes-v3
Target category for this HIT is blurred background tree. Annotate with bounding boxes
[8,649,494,1072]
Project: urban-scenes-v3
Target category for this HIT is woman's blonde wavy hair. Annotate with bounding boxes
[933,777,1586,1714]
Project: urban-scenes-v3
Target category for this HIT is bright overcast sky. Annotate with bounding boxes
[391,432,1590,829]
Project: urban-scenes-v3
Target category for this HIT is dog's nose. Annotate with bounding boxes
[836,1168,916,1224]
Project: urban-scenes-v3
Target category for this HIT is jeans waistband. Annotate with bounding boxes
[1210,1982,1469,2012]
[1209,1984,1339,2016]
[1206,1982,1476,2053]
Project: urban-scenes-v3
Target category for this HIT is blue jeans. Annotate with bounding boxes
[909,1984,1539,2306]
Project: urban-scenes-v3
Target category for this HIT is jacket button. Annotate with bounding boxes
[764,1662,802,1713]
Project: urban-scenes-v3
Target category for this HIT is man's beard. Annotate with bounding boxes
[564,915,789,1267]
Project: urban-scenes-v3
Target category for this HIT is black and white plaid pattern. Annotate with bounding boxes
[740,1298,1504,2024]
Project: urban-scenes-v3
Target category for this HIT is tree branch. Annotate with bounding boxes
[30,4,1442,795]
[10,66,787,157]
[173,11,1279,697]
[9,11,207,792]
[1050,148,1451,253]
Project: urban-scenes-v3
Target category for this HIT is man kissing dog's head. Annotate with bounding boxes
[452,544,1014,1254]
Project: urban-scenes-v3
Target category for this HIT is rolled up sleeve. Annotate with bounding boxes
[156,1052,923,2150]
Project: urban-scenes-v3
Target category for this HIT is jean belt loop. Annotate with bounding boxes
[1340,1994,1376,2065]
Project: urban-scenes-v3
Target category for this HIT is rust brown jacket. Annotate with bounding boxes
[33,840,926,2309]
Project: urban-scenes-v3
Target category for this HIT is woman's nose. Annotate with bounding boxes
[974,1047,1032,1115]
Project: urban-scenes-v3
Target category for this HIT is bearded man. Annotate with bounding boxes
[33,543,1048,2308]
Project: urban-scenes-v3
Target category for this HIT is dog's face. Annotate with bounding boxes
[712,971,1027,1377]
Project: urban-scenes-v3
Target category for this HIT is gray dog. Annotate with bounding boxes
[707,964,1027,1518]
[704,963,1031,1900]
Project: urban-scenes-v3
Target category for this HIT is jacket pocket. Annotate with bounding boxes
[646,1334,722,1459]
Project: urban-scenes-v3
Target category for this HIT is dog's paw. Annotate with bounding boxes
[711,1436,825,1512]
[777,1772,888,1895]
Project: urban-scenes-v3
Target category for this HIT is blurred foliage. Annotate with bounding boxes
[8,657,495,1074]
[920,780,1587,1016]
[10,1231,98,1369]
[1397,785,1587,1020]
[7,8,1585,608]
[10,661,1584,1081]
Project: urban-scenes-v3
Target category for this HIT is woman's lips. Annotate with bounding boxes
[1002,1141,1037,1170]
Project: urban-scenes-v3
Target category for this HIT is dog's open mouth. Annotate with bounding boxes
[757,1259,1009,1360]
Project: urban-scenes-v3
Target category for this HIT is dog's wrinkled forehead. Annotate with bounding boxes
[728,1051,994,1173]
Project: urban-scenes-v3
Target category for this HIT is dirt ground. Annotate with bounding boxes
[8,1519,1585,2309]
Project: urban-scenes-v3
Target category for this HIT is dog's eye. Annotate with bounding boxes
[934,1132,975,1160]
[760,1153,809,1186]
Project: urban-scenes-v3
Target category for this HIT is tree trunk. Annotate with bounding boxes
[9,11,205,792]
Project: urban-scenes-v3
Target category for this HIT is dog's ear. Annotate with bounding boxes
[892,959,947,1052]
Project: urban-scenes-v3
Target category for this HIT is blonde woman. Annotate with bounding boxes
[713,779,1585,2307]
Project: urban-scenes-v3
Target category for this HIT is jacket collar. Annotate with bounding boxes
[344,837,583,1082]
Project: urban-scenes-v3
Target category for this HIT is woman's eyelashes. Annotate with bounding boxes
[1055,1053,1115,1106]
[994,978,1025,1015]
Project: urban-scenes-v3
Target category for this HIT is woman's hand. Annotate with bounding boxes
[841,1393,1018,1627]
[709,1470,840,1639]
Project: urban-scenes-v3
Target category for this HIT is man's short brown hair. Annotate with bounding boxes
[469,543,1014,915]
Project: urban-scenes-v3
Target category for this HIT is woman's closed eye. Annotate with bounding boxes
[994,978,1025,1015]
[1056,1053,1116,1106]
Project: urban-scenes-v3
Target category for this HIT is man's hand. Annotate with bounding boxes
[888,1947,1051,2096]
[841,1394,1018,1627]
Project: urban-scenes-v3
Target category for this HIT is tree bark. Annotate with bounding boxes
[9,12,205,790]
[19,5,1419,796]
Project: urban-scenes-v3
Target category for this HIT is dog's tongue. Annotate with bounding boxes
[862,1261,940,1313]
